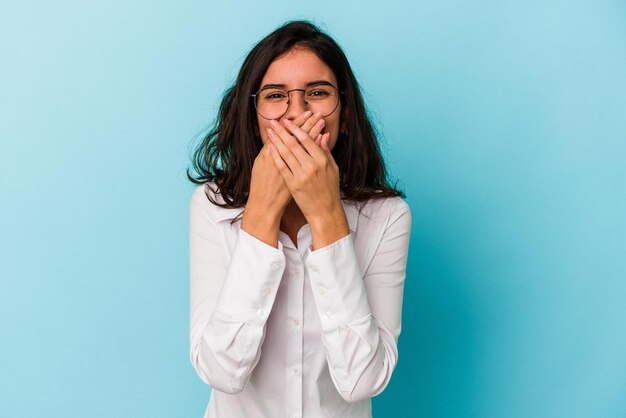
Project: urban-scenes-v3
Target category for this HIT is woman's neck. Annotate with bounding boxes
[280,198,307,237]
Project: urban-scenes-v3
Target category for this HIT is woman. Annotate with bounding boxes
[188,20,412,418]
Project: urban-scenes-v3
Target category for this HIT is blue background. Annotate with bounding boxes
[1,1,625,417]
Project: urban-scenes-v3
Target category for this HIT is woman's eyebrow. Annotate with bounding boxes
[260,80,334,90]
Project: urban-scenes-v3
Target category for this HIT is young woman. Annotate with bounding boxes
[188,20,412,418]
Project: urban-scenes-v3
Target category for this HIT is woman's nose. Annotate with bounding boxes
[283,90,308,120]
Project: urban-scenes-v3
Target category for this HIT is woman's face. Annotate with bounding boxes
[256,48,343,151]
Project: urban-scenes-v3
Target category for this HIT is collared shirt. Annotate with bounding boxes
[189,182,412,418]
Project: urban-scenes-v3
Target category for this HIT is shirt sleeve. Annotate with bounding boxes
[304,198,412,402]
[189,192,286,394]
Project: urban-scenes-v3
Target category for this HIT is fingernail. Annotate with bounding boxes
[270,119,278,127]
[314,111,322,118]
[317,119,326,127]
[304,110,312,117]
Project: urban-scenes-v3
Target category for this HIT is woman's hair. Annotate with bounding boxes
[187,20,404,207]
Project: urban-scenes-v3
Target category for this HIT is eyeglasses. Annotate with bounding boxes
[251,83,342,120]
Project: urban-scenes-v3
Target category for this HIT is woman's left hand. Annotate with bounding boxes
[267,115,349,247]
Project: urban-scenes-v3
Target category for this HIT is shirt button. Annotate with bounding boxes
[271,262,282,270]
[292,319,299,326]
[309,265,319,273]
[294,267,301,274]
[318,286,327,295]
[292,368,299,375]
[263,288,271,295]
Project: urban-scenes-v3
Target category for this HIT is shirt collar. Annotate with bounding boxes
[213,198,360,233]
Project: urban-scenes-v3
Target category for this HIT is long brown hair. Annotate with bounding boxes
[187,20,404,207]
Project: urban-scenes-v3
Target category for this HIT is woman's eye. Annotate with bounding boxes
[308,90,329,97]
[264,91,287,100]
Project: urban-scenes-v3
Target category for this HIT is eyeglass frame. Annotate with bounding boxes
[250,83,345,120]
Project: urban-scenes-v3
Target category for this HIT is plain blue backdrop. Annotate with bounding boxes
[1,1,625,417]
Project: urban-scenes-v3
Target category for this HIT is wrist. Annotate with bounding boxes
[245,195,285,220]
[241,199,283,248]
[308,206,350,250]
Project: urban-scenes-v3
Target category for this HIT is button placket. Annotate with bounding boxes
[285,258,303,417]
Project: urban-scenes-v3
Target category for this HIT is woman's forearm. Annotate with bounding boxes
[308,204,350,250]
[240,198,283,248]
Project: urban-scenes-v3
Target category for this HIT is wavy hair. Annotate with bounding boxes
[187,20,404,207]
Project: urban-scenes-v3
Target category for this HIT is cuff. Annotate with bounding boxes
[214,228,286,323]
[304,233,371,331]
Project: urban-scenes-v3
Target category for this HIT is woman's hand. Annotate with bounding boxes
[267,112,350,249]
[241,111,327,247]
[247,141,292,217]
[248,111,327,214]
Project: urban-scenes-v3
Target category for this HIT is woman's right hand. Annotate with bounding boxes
[248,140,293,216]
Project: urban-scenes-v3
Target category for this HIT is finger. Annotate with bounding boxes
[268,127,303,170]
[315,134,322,146]
[308,116,326,142]
[299,111,322,134]
[290,110,313,128]
[270,120,312,163]
[269,143,295,180]
[321,133,331,154]
[281,119,325,160]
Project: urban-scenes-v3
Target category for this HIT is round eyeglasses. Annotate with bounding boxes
[251,84,342,120]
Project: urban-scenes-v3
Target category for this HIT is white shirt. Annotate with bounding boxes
[189,182,412,418]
